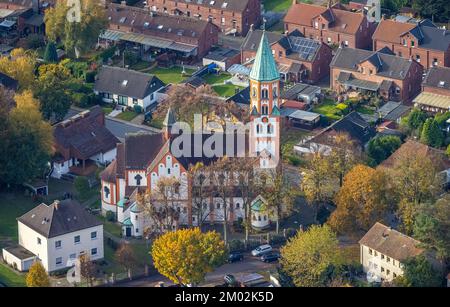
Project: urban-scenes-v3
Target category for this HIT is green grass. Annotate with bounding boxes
[203,73,231,85]
[0,263,26,287]
[102,107,113,115]
[116,111,138,121]
[356,105,376,115]
[148,66,195,84]
[263,0,293,12]
[312,99,343,121]
[96,216,122,238]
[0,194,37,242]
[212,84,244,98]
[130,61,151,71]
[281,129,310,165]
[147,117,164,129]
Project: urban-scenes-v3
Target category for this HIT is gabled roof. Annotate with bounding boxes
[280,83,321,100]
[359,222,424,261]
[249,31,280,82]
[227,86,250,105]
[331,47,414,80]
[124,132,166,170]
[94,66,165,99]
[17,200,102,239]
[54,106,119,161]
[332,111,374,144]
[423,66,450,91]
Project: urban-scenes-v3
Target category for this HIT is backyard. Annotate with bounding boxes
[281,129,310,166]
[203,72,232,85]
[263,0,293,12]
[116,110,139,121]
[148,66,195,84]
[0,263,26,287]
[312,98,344,121]
[212,84,244,98]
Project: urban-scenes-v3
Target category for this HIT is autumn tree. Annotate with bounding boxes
[151,228,226,286]
[26,261,50,287]
[115,243,137,277]
[189,162,212,228]
[328,165,392,235]
[260,171,296,234]
[44,0,108,58]
[328,133,359,186]
[138,177,182,236]
[0,48,37,89]
[0,91,53,186]
[301,151,336,222]
[79,254,97,287]
[393,255,442,287]
[280,225,345,287]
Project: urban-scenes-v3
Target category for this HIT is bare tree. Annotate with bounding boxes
[115,242,136,279]
[189,162,212,228]
[79,254,97,287]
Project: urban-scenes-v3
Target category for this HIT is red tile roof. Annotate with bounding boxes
[372,19,416,44]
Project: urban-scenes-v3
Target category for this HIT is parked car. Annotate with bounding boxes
[260,253,280,263]
[251,244,272,257]
[228,252,244,263]
[224,274,237,286]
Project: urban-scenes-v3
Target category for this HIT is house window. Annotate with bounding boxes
[344,41,349,47]
[135,174,143,186]
[91,248,97,256]
[374,251,378,256]
[74,235,80,244]
[381,267,385,272]
[381,254,385,260]
[221,17,225,25]
[386,269,390,275]
[132,98,138,104]
[252,87,257,97]
[327,37,331,43]
[236,203,240,209]
[267,124,273,134]
[37,238,41,245]
[55,240,62,249]
[262,105,269,115]
[393,273,397,278]
[386,257,390,263]
[136,228,139,233]
[216,203,220,209]
[411,40,415,47]
[69,253,76,260]
[314,21,319,29]
[118,95,128,106]
[103,186,110,198]
[56,257,63,266]
[278,51,283,57]
[369,248,373,255]
[167,168,171,175]
[91,231,97,240]
[261,88,268,99]
[433,58,438,66]
[416,54,420,62]
[402,39,406,46]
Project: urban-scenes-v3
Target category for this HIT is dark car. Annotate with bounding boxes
[224,274,238,286]
[228,252,244,263]
[260,253,280,263]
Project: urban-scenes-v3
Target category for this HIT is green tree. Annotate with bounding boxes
[393,255,442,287]
[43,41,58,63]
[26,261,50,287]
[74,176,90,197]
[446,144,450,158]
[151,228,226,286]
[367,135,402,166]
[402,108,427,136]
[411,0,450,23]
[0,91,53,186]
[44,0,108,58]
[421,118,444,148]
[280,225,345,287]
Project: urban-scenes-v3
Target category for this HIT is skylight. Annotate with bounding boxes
[119,17,127,24]
[122,80,128,86]
[210,1,215,5]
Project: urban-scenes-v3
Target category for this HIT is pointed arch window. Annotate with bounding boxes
[261,88,269,99]
[104,186,110,198]
[135,174,143,186]
[273,87,278,98]
[267,123,273,134]
[252,87,257,97]
[262,105,269,115]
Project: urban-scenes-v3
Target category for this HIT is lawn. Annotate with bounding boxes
[203,72,231,85]
[212,84,244,98]
[0,263,26,287]
[281,129,310,166]
[95,215,122,238]
[116,111,138,121]
[148,66,195,84]
[263,0,293,12]
[312,99,343,121]
[356,105,376,115]
[130,61,151,71]
[102,107,113,115]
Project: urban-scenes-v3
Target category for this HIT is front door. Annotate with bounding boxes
[126,227,132,237]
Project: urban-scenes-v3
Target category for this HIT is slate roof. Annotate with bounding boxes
[3,245,35,260]
[423,66,450,91]
[0,71,18,91]
[373,19,450,52]
[227,86,250,105]
[204,47,240,62]
[17,200,102,239]
[332,111,374,144]
[167,0,251,13]
[124,132,166,170]
[249,31,280,82]
[331,47,413,80]
[280,83,321,100]
[284,3,367,35]
[359,222,424,261]
[53,106,119,161]
[94,66,165,99]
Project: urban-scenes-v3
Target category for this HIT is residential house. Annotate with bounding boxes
[372,18,450,68]
[202,47,241,71]
[330,46,423,102]
[94,66,166,112]
[294,111,375,155]
[100,2,219,61]
[359,222,424,282]
[413,66,450,114]
[2,199,103,272]
[145,0,261,36]
[52,106,119,179]
[280,83,321,110]
[284,1,377,50]
[227,86,250,108]
[241,29,333,84]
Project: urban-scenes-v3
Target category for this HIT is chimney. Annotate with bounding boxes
[32,0,39,14]
[121,1,127,6]
[54,200,60,210]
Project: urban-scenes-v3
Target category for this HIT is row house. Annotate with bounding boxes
[284,1,377,50]
[100,2,219,60]
[241,29,332,84]
[330,46,423,103]
[146,0,261,36]
[413,66,450,114]
[373,18,450,69]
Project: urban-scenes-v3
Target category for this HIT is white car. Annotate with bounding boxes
[251,244,272,257]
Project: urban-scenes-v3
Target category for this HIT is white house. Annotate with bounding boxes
[359,222,424,283]
[2,200,104,273]
[94,66,166,113]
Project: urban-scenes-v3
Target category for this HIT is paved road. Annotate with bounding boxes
[117,254,277,287]
[64,107,159,141]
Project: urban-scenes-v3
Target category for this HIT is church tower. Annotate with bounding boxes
[249,30,281,169]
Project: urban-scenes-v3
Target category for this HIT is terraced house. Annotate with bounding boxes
[330,46,423,102]
[145,0,261,36]
[241,29,333,84]
[373,18,450,69]
[284,1,376,50]
[100,2,219,60]
[413,66,450,114]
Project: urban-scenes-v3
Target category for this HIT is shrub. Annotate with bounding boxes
[270,234,286,245]
[228,239,245,252]
[133,105,143,114]
[26,34,45,49]
[85,71,96,83]
[288,155,301,166]
[72,92,91,108]
[74,176,90,196]
[106,211,116,223]
[284,228,297,239]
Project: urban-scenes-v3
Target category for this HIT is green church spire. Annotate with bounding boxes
[249,31,280,82]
